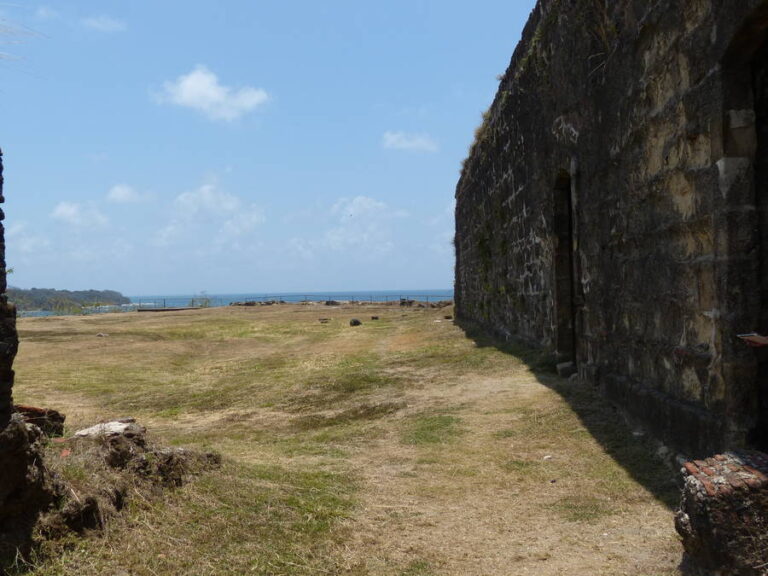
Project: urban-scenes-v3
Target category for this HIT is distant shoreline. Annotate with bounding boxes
[129,289,454,308]
[19,289,454,318]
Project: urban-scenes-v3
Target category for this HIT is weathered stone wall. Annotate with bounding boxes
[455,0,768,455]
[0,150,56,562]
[0,150,15,428]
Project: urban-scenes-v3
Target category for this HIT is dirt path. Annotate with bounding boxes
[335,372,681,575]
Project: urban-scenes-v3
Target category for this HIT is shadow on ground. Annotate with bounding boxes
[458,319,681,511]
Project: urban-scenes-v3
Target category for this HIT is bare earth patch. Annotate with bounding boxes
[13,304,682,575]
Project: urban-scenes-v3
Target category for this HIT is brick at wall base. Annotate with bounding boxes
[675,451,768,575]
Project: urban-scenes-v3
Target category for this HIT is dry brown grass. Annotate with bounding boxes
[12,303,683,575]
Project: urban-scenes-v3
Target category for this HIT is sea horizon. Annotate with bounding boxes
[129,288,454,309]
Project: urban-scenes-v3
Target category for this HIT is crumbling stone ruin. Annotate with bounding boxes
[676,451,768,575]
[0,150,220,567]
[454,1,768,571]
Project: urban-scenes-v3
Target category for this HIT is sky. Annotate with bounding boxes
[0,1,536,295]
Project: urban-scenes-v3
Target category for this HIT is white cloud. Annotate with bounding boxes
[331,195,387,219]
[429,230,454,259]
[156,65,269,122]
[426,200,455,259]
[175,183,241,214]
[382,131,438,153]
[324,195,407,255]
[155,183,264,248]
[107,184,144,204]
[427,199,455,226]
[51,201,108,228]
[219,208,265,240]
[5,222,49,254]
[35,6,59,19]
[82,15,126,32]
[287,237,314,260]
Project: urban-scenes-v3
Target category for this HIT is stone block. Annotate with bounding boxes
[675,450,768,575]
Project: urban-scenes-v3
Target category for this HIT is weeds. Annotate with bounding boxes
[402,414,464,446]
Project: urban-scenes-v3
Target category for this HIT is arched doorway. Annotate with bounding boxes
[553,172,576,367]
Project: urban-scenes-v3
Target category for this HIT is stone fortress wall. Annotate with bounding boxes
[454,0,768,456]
[0,150,17,429]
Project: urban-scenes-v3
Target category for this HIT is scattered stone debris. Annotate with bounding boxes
[318,318,330,324]
[0,412,220,565]
[675,450,768,575]
[40,418,220,540]
[371,316,379,320]
[397,299,453,309]
[229,300,286,307]
[96,332,108,338]
[325,300,341,306]
[15,404,65,437]
[349,318,362,327]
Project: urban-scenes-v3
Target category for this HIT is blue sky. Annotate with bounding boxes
[0,1,536,295]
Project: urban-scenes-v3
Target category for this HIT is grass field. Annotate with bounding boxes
[13,303,683,575]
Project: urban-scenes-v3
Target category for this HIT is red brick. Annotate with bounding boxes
[684,462,699,476]
[700,477,718,496]
[694,460,708,468]
[744,477,762,490]
[714,454,728,462]
[700,466,716,477]
[728,476,748,491]
[742,466,768,483]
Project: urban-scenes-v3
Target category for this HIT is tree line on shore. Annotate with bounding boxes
[7,287,130,312]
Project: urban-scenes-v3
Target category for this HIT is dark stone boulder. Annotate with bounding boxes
[349,319,362,327]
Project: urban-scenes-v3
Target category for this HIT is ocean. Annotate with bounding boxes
[129,289,454,309]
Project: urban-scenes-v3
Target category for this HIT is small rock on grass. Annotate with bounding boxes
[350,318,362,327]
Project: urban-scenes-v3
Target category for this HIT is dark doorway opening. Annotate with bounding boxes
[752,37,768,450]
[553,173,576,364]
